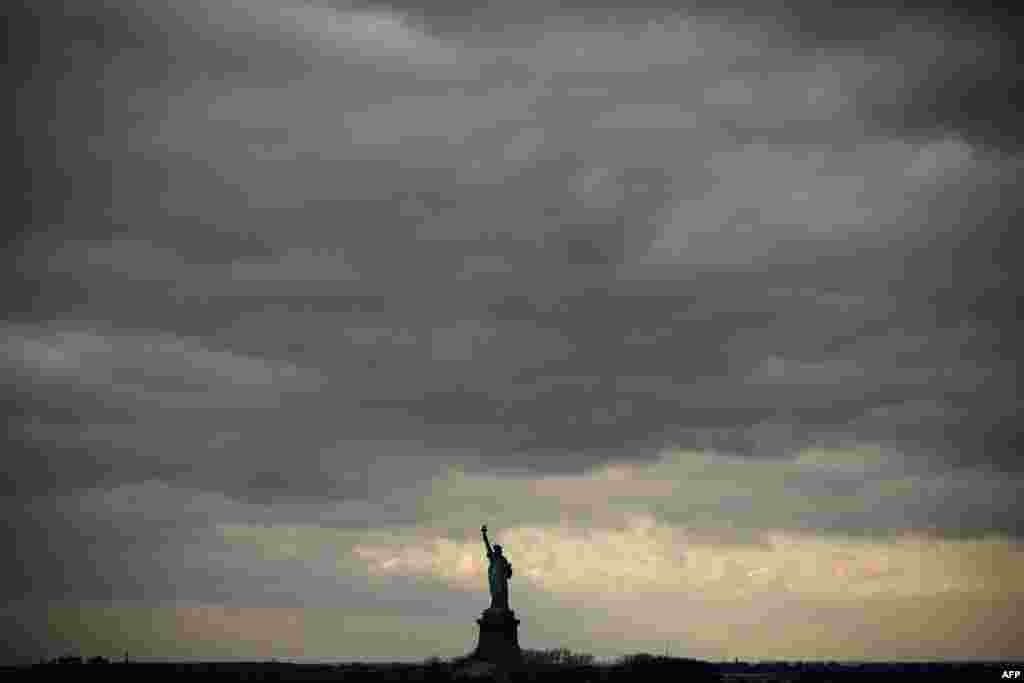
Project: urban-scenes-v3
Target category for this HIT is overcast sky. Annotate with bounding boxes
[6,0,1022,665]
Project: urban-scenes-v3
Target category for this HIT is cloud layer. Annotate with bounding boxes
[7,0,1021,664]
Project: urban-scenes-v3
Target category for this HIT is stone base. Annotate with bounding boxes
[472,607,522,665]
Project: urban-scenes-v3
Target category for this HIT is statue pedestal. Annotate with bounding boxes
[472,607,522,665]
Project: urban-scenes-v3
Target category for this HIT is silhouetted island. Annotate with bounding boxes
[13,654,1019,682]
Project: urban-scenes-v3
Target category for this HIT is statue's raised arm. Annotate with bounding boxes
[481,524,493,558]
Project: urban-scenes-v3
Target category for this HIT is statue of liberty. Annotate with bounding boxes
[481,525,513,610]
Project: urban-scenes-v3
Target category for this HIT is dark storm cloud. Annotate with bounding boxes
[765,1,1021,154]
[365,0,1021,151]
[7,0,1020,537]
